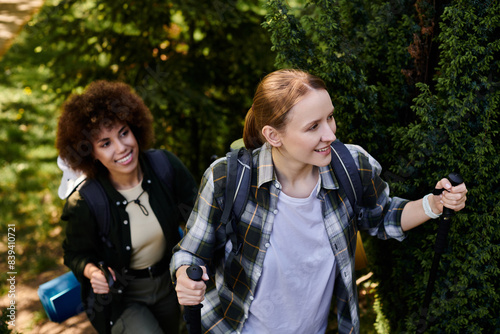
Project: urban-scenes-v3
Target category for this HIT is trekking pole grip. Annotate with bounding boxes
[186,264,203,282]
[186,265,203,334]
[442,173,464,216]
[434,173,464,254]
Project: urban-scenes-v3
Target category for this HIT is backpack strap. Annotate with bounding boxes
[145,149,173,193]
[79,179,114,249]
[221,147,252,290]
[145,149,183,241]
[330,139,363,214]
[229,149,253,224]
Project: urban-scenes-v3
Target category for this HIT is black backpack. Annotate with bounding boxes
[221,139,365,287]
[78,149,174,248]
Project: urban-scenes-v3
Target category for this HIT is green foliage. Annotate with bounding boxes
[18,0,275,179]
[265,0,500,332]
[372,293,390,333]
[0,0,275,313]
[381,1,500,332]
[0,54,64,278]
[263,0,418,166]
[0,308,16,334]
[1,0,274,280]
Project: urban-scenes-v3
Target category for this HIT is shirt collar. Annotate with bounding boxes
[255,142,275,188]
[319,164,339,191]
[254,142,339,191]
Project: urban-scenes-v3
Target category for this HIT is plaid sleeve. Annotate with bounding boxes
[350,145,409,241]
[170,159,226,282]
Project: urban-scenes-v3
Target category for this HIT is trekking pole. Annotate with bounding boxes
[416,173,464,334]
[98,261,115,334]
[185,265,203,334]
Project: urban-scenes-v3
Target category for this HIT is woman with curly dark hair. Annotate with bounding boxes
[56,80,197,334]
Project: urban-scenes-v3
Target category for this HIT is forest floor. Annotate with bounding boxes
[0,264,96,334]
[0,0,45,58]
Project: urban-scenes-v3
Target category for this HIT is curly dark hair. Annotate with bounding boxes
[56,80,154,178]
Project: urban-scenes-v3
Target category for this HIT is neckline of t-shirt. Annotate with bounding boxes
[279,175,321,204]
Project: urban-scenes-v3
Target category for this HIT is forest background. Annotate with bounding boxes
[0,0,498,333]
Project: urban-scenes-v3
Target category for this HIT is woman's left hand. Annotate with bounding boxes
[429,178,468,214]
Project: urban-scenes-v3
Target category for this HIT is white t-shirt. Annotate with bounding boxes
[242,179,336,334]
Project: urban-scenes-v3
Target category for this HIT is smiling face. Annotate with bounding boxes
[272,89,337,169]
[91,120,141,187]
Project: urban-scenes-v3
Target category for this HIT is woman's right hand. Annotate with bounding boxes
[175,265,209,305]
[84,263,115,294]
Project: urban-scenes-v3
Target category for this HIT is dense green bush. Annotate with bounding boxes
[263,0,418,164]
[264,0,499,332]
[381,2,500,332]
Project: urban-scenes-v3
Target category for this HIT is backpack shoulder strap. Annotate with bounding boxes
[230,148,253,222]
[145,149,185,240]
[221,148,252,291]
[79,179,114,248]
[221,147,252,255]
[330,139,363,213]
[145,149,173,193]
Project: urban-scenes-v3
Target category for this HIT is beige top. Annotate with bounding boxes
[118,183,166,269]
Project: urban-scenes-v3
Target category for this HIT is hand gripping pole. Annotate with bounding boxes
[185,265,203,334]
[416,173,464,333]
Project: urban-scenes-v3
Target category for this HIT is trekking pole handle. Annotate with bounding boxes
[98,261,115,289]
[186,265,203,282]
[442,173,464,216]
[432,173,464,254]
[186,265,203,334]
[97,261,115,290]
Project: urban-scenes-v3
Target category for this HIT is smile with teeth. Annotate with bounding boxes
[315,147,329,152]
[116,152,133,163]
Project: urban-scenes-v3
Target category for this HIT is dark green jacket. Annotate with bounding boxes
[62,150,197,333]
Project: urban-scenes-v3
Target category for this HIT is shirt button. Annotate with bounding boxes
[249,296,254,301]
[265,243,270,248]
[122,200,127,205]
[123,220,128,225]
[273,209,278,215]
[126,246,131,251]
[116,201,120,206]
[147,179,151,184]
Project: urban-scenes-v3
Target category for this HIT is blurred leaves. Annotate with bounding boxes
[16,0,275,178]
[0,0,275,279]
